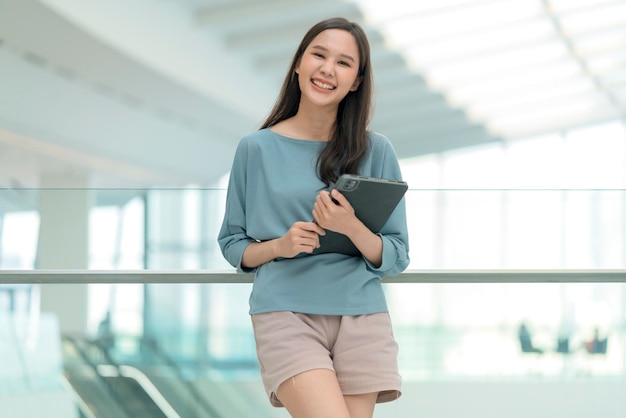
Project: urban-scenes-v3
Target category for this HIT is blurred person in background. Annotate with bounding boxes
[518,321,544,354]
[584,327,608,354]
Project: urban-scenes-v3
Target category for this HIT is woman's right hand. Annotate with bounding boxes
[241,221,326,269]
[275,221,326,258]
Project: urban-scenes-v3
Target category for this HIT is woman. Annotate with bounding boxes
[218,17,409,418]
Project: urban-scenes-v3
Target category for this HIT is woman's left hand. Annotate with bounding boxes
[312,189,357,234]
[313,188,383,266]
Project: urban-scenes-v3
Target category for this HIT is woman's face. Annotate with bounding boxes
[295,29,362,110]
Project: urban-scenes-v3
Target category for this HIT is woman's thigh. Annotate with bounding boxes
[344,392,378,418]
[276,369,352,418]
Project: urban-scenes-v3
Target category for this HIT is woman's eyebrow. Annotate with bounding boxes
[311,45,356,63]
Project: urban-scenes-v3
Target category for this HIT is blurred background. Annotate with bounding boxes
[1,0,626,417]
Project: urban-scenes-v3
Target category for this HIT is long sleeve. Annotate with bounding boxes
[217,138,256,272]
[362,134,410,278]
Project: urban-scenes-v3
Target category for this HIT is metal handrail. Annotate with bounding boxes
[1,269,625,284]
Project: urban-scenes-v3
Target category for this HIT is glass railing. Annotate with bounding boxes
[2,273,626,418]
[0,311,79,417]
[1,187,625,270]
[1,188,626,417]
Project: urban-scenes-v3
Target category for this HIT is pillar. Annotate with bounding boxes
[37,171,91,335]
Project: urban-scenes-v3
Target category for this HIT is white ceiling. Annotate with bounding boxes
[0,0,624,194]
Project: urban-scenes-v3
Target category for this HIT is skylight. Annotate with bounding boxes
[356,0,626,139]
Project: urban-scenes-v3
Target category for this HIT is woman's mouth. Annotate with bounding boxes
[311,79,336,90]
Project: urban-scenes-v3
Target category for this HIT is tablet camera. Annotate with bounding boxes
[343,179,359,191]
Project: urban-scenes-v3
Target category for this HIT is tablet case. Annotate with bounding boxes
[313,174,408,256]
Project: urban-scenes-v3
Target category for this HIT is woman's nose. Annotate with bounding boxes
[320,62,334,77]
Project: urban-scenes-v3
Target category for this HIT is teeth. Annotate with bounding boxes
[312,80,335,90]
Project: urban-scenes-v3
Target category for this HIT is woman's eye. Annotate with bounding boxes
[338,61,350,67]
[313,52,324,58]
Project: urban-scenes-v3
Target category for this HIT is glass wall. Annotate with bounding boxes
[1,119,625,382]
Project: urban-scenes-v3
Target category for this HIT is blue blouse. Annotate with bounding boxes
[218,128,409,315]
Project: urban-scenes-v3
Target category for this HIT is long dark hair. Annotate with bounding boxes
[260,17,373,187]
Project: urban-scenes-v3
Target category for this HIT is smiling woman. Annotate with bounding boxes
[217,17,409,418]
[295,30,362,103]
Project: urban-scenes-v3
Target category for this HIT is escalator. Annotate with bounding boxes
[132,338,223,418]
[95,365,169,418]
[62,335,223,418]
[62,336,135,418]
[63,336,173,418]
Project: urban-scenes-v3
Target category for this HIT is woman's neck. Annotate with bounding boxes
[286,102,337,141]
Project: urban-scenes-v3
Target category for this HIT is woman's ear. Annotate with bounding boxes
[295,57,302,75]
[350,76,363,92]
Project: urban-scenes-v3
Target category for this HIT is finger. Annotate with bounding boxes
[297,233,321,250]
[295,220,322,231]
[314,191,332,210]
[330,189,350,208]
[328,189,340,205]
[312,200,321,214]
[311,209,320,225]
[311,210,327,234]
[320,190,336,205]
[304,220,326,236]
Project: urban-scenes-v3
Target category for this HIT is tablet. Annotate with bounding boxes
[313,174,408,256]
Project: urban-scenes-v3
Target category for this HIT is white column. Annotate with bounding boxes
[37,171,92,335]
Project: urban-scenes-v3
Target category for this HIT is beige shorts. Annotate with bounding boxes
[251,311,402,407]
